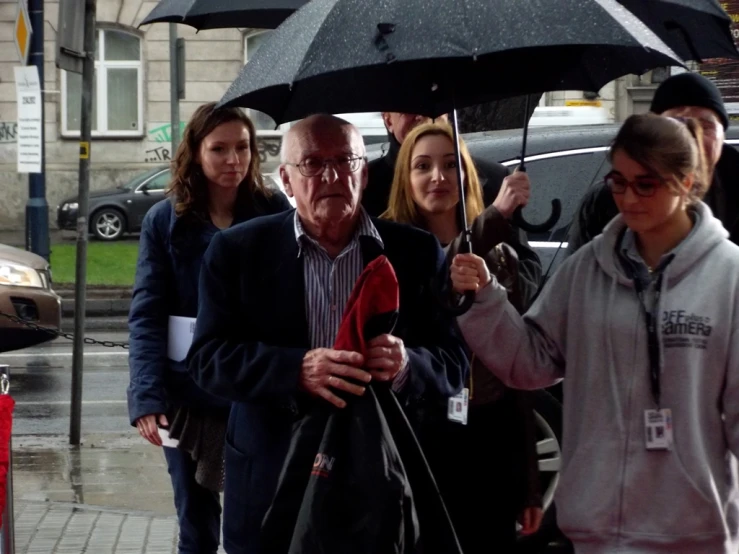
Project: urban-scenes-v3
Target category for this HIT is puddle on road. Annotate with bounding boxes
[11,433,176,515]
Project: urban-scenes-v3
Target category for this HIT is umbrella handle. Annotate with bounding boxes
[442,233,475,316]
[512,199,562,234]
[431,248,475,317]
[513,95,562,233]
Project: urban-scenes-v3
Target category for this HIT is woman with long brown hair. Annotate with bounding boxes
[127,102,291,553]
[382,121,543,553]
[452,113,739,553]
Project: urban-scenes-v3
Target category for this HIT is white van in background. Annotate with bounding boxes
[529,106,610,127]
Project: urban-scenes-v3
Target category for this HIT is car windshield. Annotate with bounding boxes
[119,167,168,191]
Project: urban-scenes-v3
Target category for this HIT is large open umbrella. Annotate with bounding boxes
[217,0,683,312]
[139,0,307,30]
[618,0,737,62]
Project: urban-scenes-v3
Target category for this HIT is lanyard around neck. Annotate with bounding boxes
[631,272,665,409]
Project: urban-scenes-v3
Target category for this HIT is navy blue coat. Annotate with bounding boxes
[186,209,468,554]
[127,191,292,426]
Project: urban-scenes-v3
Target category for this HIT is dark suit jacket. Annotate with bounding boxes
[186,209,468,554]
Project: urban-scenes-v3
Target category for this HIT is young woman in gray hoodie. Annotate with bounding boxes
[451,113,739,554]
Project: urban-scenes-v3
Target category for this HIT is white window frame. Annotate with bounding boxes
[61,28,144,138]
[243,30,291,137]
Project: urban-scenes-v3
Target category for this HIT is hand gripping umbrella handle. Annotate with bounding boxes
[446,233,476,316]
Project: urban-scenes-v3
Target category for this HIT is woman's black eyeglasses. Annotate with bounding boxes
[604,171,664,198]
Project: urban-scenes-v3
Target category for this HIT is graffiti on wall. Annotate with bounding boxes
[142,133,282,165]
[0,122,18,143]
[147,122,186,144]
[144,146,171,163]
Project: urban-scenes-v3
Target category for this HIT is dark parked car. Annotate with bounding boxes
[57,166,170,241]
[58,167,286,241]
[0,243,61,352]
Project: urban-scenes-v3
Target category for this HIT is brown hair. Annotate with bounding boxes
[610,113,709,203]
[167,102,270,218]
[381,122,484,228]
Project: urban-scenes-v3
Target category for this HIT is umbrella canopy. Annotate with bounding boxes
[617,0,737,62]
[218,0,684,123]
[139,0,307,30]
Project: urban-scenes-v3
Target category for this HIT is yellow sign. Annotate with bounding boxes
[565,100,602,107]
[14,0,31,65]
[79,142,89,159]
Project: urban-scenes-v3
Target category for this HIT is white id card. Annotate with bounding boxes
[158,427,179,448]
[167,316,197,362]
[644,408,673,450]
[447,388,469,425]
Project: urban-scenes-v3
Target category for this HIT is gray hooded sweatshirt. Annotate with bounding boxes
[458,202,739,553]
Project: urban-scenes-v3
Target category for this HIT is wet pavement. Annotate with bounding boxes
[0,333,567,553]
[0,334,228,552]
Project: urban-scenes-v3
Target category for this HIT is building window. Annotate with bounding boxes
[61,28,143,137]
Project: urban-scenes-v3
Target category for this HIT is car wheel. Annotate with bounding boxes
[516,389,564,552]
[91,208,126,241]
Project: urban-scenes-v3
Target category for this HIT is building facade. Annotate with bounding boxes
[0,0,665,230]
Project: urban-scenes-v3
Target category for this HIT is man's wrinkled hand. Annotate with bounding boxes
[365,334,407,383]
[299,348,369,408]
[493,170,531,219]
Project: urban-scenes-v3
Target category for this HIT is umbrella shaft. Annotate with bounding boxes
[451,109,471,244]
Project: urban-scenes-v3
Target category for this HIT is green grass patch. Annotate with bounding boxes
[50,242,139,286]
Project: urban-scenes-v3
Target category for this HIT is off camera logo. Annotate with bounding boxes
[312,453,335,478]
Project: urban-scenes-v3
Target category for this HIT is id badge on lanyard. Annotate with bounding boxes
[634,272,673,451]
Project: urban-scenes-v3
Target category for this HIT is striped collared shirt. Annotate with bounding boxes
[295,207,383,349]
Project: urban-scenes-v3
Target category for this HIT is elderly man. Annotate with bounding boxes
[567,71,739,254]
[186,114,467,554]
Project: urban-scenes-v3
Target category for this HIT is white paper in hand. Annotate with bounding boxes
[158,427,179,448]
[167,316,197,362]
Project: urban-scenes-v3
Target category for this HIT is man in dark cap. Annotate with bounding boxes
[567,71,739,254]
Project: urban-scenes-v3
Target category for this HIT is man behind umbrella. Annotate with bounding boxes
[568,71,739,252]
[186,113,468,554]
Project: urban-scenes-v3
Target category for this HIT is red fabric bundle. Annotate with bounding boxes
[333,254,400,355]
[0,394,15,525]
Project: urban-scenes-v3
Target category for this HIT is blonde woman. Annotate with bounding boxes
[383,121,543,552]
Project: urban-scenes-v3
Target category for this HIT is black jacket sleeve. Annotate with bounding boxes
[186,230,308,404]
[476,158,542,308]
[566,183,619,257]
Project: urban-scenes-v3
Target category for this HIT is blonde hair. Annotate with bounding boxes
[381,122,484,228]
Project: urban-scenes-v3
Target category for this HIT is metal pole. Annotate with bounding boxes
[27,0,49,261]
[70,0,96,447]
[169,23,180,154]
[0,365,15,554]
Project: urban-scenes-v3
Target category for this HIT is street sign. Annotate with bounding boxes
[14,66,42,174]
[56,0,86,74]
[14,0,32,65]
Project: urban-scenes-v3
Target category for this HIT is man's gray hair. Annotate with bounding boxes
[280,114,364,163]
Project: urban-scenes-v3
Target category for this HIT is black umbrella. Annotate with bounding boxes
[617,0,737,62]
[218,0,682,123]
[139,0,307,30]
[219,0,683,312]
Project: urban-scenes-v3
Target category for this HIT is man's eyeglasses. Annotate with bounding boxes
[285,155,366,177]
[604,171,664,198]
